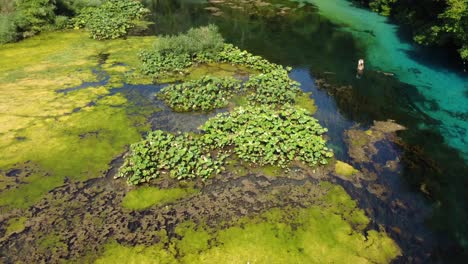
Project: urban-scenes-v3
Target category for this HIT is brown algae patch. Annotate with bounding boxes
[0,31,160,210]
[122,186,198,210]
[344,120,406,163]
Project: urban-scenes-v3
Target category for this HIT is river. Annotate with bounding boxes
[144,0,468,261]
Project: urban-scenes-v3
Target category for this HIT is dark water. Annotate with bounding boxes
[141,0,468,261]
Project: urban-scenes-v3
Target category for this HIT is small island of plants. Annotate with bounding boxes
[117,25,334,185]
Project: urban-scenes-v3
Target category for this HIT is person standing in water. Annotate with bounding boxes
[356,59,364,78]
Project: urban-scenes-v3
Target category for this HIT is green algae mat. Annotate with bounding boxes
[0,31,157,209]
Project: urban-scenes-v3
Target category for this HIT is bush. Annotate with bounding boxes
[14,0,57,38]
[72,0,149,40]
[118,105,334,185]
[0,14,17,44]
[154,24,225,55]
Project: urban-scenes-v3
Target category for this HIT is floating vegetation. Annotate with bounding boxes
[244,69,301,105]
[117,131,228,184]
[139,25,284,79]
[158,76,242,112]
[0,31,157,209]
[118,105,333,184]
[72,0,150,40]
[334,160,359,178]
[202,106,334,167]
[5,216,27,235]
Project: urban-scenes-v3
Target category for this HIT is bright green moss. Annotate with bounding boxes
[254,165,283,177]
[5,216,27,235]
[335,160,359,178]
[122,187,198,210]
[0,31,159,210]
[95,241,177,264]
[174,221,211,256]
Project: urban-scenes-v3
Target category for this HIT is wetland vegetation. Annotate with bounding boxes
[0,0,467,263]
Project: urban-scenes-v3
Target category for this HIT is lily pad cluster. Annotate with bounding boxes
[202,106,333,168]
[72,0,150,40]
[244,69,301,105]
[117,131,226,185]
[158,76,242,112]
[118,105,333,184]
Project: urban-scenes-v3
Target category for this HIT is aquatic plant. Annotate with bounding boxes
[158,76,242,112]
[244,69,301,105]
[139,25,225,76]
[72,0,149,40]
[139,25,287,78]
[117,131,227,184]
[202,105,334,167]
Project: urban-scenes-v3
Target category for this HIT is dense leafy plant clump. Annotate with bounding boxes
[72,0,149,40]
[139,25,286,78]
[202,106,333,168]
[158,76,242,112]
[0,0,105,44]
[139,25,225,76]
[117,131,226,185]
[118,105,333,184]
[245,69,301,105]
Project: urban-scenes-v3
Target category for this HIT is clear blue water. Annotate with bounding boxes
[300,0,468,159]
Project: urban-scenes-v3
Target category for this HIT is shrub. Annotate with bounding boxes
[158,76,242,112]
[139,26,288,78]
[0,14,17,44]
[14,0,57,38]
[139,51,192,76]
[154,24,225,55]
[72,0,149,40]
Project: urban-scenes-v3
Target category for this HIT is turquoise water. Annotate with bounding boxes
[298,0,468,159]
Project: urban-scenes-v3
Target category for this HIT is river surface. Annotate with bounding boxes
[143,0,468,261]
